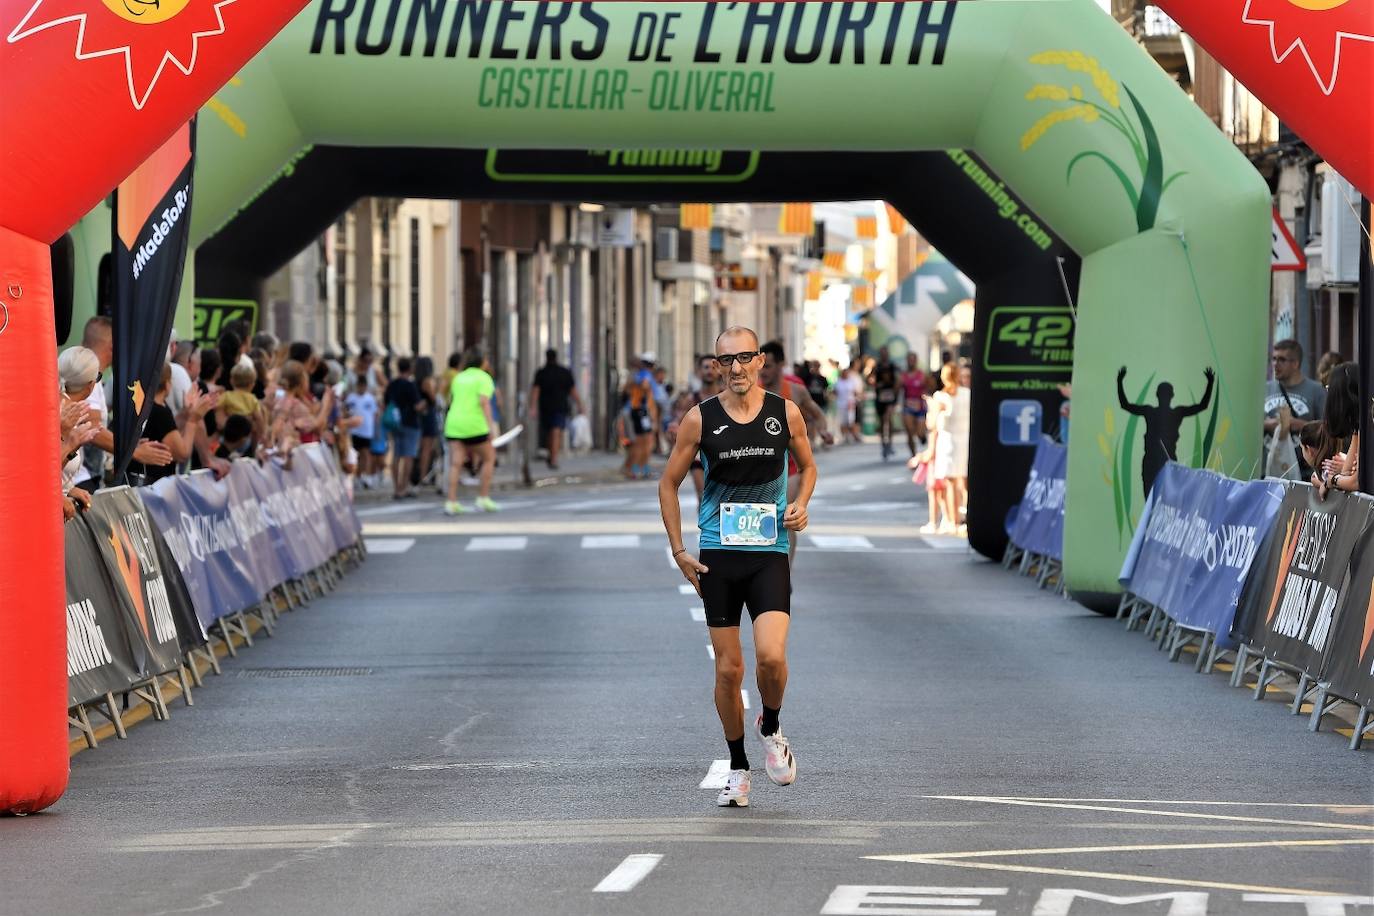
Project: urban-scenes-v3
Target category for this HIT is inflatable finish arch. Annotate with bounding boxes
[191,145,1081,564]
[2,0,1270,814]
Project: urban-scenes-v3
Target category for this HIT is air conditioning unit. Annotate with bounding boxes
[1320,170,1361,286]
[655,228,678,262]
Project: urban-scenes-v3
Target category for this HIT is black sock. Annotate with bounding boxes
[761,705,781,737]
[727,737,749,771]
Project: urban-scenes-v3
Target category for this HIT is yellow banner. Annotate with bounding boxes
[679,204,713,231]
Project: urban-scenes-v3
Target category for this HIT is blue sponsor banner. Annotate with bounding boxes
[141,473,262,628]
[1009,437,1068,560]
[224,463,290,593]
[300,445,361,552]
[241,459,315,581]
[1120,463,1285,639]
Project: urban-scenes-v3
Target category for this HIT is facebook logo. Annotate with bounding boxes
[999,400,1042,446]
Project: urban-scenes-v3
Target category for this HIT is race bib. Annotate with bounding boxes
[878,389,897,404]
[721,502,779,547]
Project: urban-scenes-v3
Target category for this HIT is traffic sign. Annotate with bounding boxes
[1272,207,1307,271]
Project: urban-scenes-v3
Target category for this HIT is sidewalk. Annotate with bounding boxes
[352,448,658,504]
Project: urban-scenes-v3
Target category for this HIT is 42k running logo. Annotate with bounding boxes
[6,0,236,109]
[1242,0,1374,95]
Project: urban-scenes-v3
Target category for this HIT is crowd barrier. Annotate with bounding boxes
[1005,452,1374,750]
[64,444,364,748]
[1002,437,1068,595]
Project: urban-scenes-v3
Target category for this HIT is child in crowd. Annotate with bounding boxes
[218,363,266,443]
[215,414,255,460]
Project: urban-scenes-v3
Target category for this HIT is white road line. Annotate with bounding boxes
[707,645,715,660]
[593,854,663,893]
[689,607,706,622]
[363,538,416,554]
[741,689,751,710]
[921,537,970,551]
[356,503,429,519]
[581,535,641,549]
[848,483,868,492]
[847,501,918,513]
[466,537,529,552]
[666,547,679,569]
[558,498,635,511]
[678,584,697,595]
[699,759,731,789]
[811,535,874,550]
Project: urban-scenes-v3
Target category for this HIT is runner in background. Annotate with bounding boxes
[900,352,929,459]
[868,346,900,461]
[760,340,829,561]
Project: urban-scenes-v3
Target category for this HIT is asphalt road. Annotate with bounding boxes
[4,444,1371,915]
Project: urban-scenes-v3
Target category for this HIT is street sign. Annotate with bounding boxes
[1272,207,1307,271]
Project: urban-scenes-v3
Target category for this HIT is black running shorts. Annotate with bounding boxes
[697,549,791,629]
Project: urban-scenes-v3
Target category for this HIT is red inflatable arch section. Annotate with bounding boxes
[1154,0,1373,199]
[0,0,306,815]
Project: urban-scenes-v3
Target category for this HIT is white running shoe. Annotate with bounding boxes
[755,715,797,786]
[716,769,750,807]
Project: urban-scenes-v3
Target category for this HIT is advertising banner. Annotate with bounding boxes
[85,489,186,679]
[1234,486,1374,677]
[1323,515,1374,706]
[1009,437,1068,560]
[224,463,290,594]
[140,474,262,628]
[299,445,361,553]
[110,121,195,484]
[1120,465,1284,639]
[64,519,141,707]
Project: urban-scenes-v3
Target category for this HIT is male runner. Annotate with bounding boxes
[869,346,900,460]
[759,340,829,562]
[668,354,723,502]
[659,327,818,809]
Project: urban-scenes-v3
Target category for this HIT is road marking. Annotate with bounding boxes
[699,759,731,789]
[811,535,874,550]
[363,538,416,555]
[822,886,1007,916]
[848,483,868,492]
[356,503,430,519]
[865,854,1352,898]
[466,537,529,552]
[923,795,1374,833]
[707,645,715,660]
[593,853,663,893]
[679,584,697,595]
[845,501,917,513]
[666,547,679,569]
[581,535,641,549]
[741,689,750,710]
[921,538,970,551]
[689,607,706,622]
[558,498,635,511]
[990,797,1374,809]
[872,837,1374,861]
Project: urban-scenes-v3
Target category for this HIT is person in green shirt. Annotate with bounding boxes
[444,347,501,514]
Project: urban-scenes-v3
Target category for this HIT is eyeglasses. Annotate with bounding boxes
[715,351,760,368]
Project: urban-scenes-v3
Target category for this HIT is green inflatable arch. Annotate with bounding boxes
[189,0,1268,597]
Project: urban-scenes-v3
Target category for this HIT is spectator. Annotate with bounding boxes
[530,349,583,471]
[217,329,244,395]
[1316,351,1344,388]
[922,363,971,535]
[168,338,197,416]
[219,362,267,444]
[251,331,279,356]
[272,360,331,457]
[58,347,102,516]
[384,357,424,499]
[126,364,197,486]
[73,316,113,492]
[1264,339,1325,478]
[1298,422,1336,483]
[414,357,441,488]
[1315,362,1361,498]
[215,414,255,460]
[344,375,379,487]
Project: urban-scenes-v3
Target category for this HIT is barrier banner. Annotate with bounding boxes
[242,459,315,582]
[300,445,361,552]
[1234,486,1374,676]
[150,522,208,653]
[224,463,290,594]
[1120,464,1283,638]
[267,459,333,572]
[141,474,262,627]
[1009,438,1068,560]
[85,489,185,679]
[64,519,140,707]
[1323,515,1374,706]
